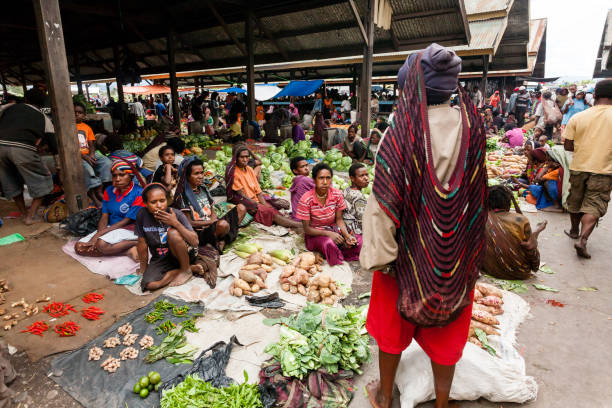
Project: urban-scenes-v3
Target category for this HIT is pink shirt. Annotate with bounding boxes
[506,128,524,148]
[296,187,346,228]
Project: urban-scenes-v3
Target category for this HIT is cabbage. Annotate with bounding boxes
[277,146,286,155]
[261,157,271,167]
[215,151,226,161]
[222,145,233,157]
[296,140,310,151]
[341,157,352,167]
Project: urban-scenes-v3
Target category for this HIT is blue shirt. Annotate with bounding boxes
[562,99,588,125]
[156,103,166,117]
[102,183,145,225]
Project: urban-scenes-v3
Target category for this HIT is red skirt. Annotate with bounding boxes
[365,270,473,365]
[254,204,279,226]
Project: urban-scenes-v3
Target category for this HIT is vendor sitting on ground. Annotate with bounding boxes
[359,128,383,163]
[518,148,563,211]
[482,185,547,280]
[342,163,369,235]
[173,157,246,251]
[136,183,199,291]
[74,160,145,259]
[151,145,178,192]
[289,156,315,221]
[226,146,301,229]
[290,115,305,143]
[296,163,362,266]
[334,124,366,160]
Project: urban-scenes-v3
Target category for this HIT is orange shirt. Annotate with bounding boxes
[77,122,95,155]
[256,106,265,121]
[232,165,262,202]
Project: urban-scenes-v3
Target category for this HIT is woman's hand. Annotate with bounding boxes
[155,209,179,228]
[344,233,357,246]
[327,231,345,245]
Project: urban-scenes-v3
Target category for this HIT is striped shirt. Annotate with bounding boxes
[296,187,346,228]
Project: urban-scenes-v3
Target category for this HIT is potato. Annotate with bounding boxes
[280,265,295,278]
[251,284,260,293]
[255,276,266,289]
[471,310,499,326]
[289,285,298,294]
[243,264,262,271]
[319,287,332,298]
[329,282,337,292]
[239,270,258,283]
[234,287,243,297]
[281,283,290,292]
[318,274,331,288]
[297,284,307,296]
[308,284,318,291]
[299,252,316,268]
[234,278,251,292]
[287,276,298,286]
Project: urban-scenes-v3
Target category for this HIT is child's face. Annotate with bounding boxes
[161,149,175,165]
[74,106,85,123]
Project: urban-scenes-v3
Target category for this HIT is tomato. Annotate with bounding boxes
[133,383,141,394]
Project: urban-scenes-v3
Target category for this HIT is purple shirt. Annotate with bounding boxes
[290,175,315,220]
[292,124,305,143]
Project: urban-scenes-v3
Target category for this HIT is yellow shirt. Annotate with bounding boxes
[564,105,612,174]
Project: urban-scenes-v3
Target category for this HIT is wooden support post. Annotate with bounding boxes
[359,0,374,138]
[0,72,7,98]
[112,44,124,103]
[19,64,27,95]
[167,29,181,127]
[33,0,87,214]
[74,54,83,95]
[245,10,256,122]
[85,83,90,101]
[481,55,489,100]
[105,82,111,99]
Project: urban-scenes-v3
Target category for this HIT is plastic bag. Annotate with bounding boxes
[246,292,285,309]
[60,208,101,236]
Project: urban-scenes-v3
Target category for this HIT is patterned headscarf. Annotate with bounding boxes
[111,159,133,174]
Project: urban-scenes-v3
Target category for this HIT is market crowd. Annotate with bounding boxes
[0,41,611,408]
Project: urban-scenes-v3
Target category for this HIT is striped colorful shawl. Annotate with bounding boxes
[372,53,487,327]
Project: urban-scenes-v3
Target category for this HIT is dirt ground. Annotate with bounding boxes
[3,202,612,407]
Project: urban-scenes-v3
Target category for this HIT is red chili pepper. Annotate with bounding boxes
[54,321,80,337]
[44,302,77,318]
[81,306,105,321]
[82,292,104,303]
[21,321,49,336]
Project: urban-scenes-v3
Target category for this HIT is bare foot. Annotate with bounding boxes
[574,240,591,259]
[23,215,43,225]
[190,264,204,276]
[535,220,548,232]
[564,229,579,239]
[126,247,139,262]
[366,380,390,408]
[169,270,192,287]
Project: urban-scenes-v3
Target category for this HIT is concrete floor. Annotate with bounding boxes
[6,210,612,407]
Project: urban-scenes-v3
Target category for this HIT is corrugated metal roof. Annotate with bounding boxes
[594,9,612,75]
[453,17,507,53]
[528,18,547,55]
[464,0,512,19]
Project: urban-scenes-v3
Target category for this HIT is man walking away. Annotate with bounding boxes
[0,88,56,224]
[563,79,612,259]
[514,86,530,127]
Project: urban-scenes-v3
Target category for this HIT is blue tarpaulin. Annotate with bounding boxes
[273,80,324,98]
[217,87,246,93]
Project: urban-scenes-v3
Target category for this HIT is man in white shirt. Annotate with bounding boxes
[340,96,352,122]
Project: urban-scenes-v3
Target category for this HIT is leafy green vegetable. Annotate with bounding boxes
[161,371,262,408]
[486,137,499,152]
[485,276,528,293]
[264,303,370,379]
[474,328,497,356]
[533,284,559,292]
[539,265,555,274]
[145,325,199,364]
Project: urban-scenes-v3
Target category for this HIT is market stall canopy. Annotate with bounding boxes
[122,85,195,94]
[273,80,324,98]
[254,84,282,101]
[593,9,612,78]
[0,0,470,85]
[217,87,247,94]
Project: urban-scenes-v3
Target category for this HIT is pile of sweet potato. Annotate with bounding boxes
[229,252,275,297]
[469,282,504,348]
[279,252,323,295]
[306,274,343,305]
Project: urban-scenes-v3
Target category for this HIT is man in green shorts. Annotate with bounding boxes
[564,79,612,259]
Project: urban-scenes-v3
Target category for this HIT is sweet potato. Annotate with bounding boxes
[468,336,482,348]
[470,319,499,336]
[247,252,263,265]
[234,278,250,292]
[262,253,274,265]
[476,282,503,298]
[280,265,295,278]
[234,287,243,297]
[242,264,262,271]
[289,285,298,294]
[297,284,307,296]
[472,303,503,315]
[308,284,318,291]
[251,284,260,293]
[239,270,258,283]
[281,283,290,292]
[319,287,332,298]
[287,275,298,286]
[474,288,483,301]
[255,276,266,289]
[478,295,503,307]
[261,264,274,272]
[471,310,499,326]
[307,289,320,302]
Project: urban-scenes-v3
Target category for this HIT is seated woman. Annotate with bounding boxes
[358,128,382,164]
[290,116,305,143]
[482,185,547,280]
[226,146,301,229]
[342,163,369,235]
[333,124,366,160]
[296,163,362,266]
[173,157,246,251]
[136,183,199,291]
[151,145,178,192]
[289,156,314,221]
[74,160,146,258]
[519,148,563,211]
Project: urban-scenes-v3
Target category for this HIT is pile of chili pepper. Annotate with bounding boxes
[21,321,49,336]
[156,320,176,335]
[44,301,76,318]
[54,321,80,337]
[81,306,105,320]
[154,299,175,312]
[82,292,104,303]
[145,310,165,323]
[171,305,190,317]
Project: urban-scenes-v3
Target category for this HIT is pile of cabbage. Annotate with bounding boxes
[203,146,233,177]
[323,149,353,172]
[263,303,370,379]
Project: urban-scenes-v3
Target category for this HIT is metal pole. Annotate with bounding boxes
[167,29,181,128]
[33,0,87,214]
[245,10,256,122]
[359,0,375,138]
